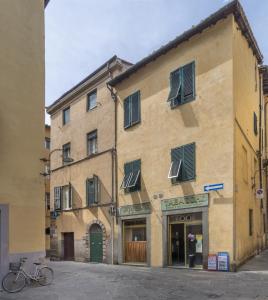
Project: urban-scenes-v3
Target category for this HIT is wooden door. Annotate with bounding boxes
[90,224,103,263]
[125,241,147,263]
[63,232,74,260]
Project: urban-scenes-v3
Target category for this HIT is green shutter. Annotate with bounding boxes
[131,91,140,124]
[168,70,181,104]
[68,183,72,208]
[182,62,195,103]
[171,147,183,182]
[54,187,62,210]
[124,97,131,128]
[253,112,258,135]
[171,143,195,183]
[124,160,141,192]
[182,143,195,181]
[87,179,95,206]
[93,175,99,204]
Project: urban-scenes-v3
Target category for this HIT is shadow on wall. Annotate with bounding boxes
[178,103,199,128]
[130,176,150,205]
[180,181,195,196]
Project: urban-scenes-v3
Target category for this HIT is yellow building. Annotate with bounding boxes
[0,0,47,279]
[47,56,131,262]
[108,0,267,270]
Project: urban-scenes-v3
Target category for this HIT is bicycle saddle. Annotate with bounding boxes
[33,262,41,265]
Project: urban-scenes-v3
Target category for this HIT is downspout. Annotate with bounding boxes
[106,64,118,264]
[107,62,115,265]
[258,72,263,196]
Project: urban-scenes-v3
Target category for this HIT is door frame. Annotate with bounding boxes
[168,220,203,267]
[162,207,208,268]
[63,232,74,261]
[86,220,106,263]
[118,214,151,266]
[89,224,103,263]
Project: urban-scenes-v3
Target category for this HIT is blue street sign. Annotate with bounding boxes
[204,183,224,192]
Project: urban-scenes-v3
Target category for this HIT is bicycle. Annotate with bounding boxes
[2,257,54,293]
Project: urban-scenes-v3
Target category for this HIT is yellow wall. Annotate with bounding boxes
[0,0,45,254]
[233,20,266,265]
[114,16,235,267]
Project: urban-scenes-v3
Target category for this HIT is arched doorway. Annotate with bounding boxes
[89,224,103,263]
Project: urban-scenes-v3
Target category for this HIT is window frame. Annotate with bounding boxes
[62,107,70,125]
[168,61,195,108]
[249,209,253,236]
[87,89,97,111]
[86,175,100,206]
[121,159,141,193]
[170,142,196,184]
[61,184,72,211]
[62,142,71,165]
[87,130,98,156]
[124,90,141,129]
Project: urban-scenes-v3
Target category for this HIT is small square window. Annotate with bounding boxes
[63,107,70,125]
[87,90,97,111]
[86,175,99,206]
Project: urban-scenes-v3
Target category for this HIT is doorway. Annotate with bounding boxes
[63,232,74,261]
[170,223,185,266]
[90,224,103,263]
[168,213,203,268]
[123,219,147,264]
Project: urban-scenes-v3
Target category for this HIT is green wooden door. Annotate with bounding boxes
[90,225,103,263]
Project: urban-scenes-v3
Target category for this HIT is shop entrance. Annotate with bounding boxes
[123,219,147,264]
[63,232,74,261]
[168,213,203,268]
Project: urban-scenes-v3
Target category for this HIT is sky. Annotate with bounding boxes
[45,0,268,123]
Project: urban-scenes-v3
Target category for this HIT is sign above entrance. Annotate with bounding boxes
[118,202,151,217]
[204,183,224,192]
[161,193,208,211]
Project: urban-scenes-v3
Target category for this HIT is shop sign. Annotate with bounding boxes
[208,254,217,271]
[161,193,208,211]
[217,252,229,271]
[118,202,151,217]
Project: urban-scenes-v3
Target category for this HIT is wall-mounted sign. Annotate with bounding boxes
[217,252,229,271]
[256,188,264,199]
[208,254,217,271]
[195,234,203,253]
[204,183,224,192]
[161,193,208,211]
[118,202,151,217]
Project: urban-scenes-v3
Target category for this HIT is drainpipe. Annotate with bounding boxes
[106,63,118,264]
[258,72,263,191]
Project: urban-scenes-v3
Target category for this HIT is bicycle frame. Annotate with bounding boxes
[16,262,41,282]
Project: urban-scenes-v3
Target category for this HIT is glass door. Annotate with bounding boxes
[185,224,203,267]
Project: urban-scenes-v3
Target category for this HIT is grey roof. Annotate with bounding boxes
[47,55,132,114]
[108,0,263,87]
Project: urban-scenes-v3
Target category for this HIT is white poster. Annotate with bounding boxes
[195,234,203,253]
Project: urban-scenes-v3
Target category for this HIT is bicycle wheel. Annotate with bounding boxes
[2,271,26,293]
[38,267,54,286]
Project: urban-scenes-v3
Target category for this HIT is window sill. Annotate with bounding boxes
[170,96,195,109]
[124,121,141,130]
[87,105,97,112]
[171,178,196,185]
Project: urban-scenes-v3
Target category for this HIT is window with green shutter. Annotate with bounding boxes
[167,62,195,108]
[86,175,99,206]
[124,91,141,129]
[170,143,195,183]
[120,159,141,193]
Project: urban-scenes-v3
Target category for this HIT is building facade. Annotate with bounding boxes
[108,1,267,270]
[47,56,131,263]
[0,0,47,279]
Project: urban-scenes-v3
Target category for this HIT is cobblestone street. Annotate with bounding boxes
[1,252,268,300]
